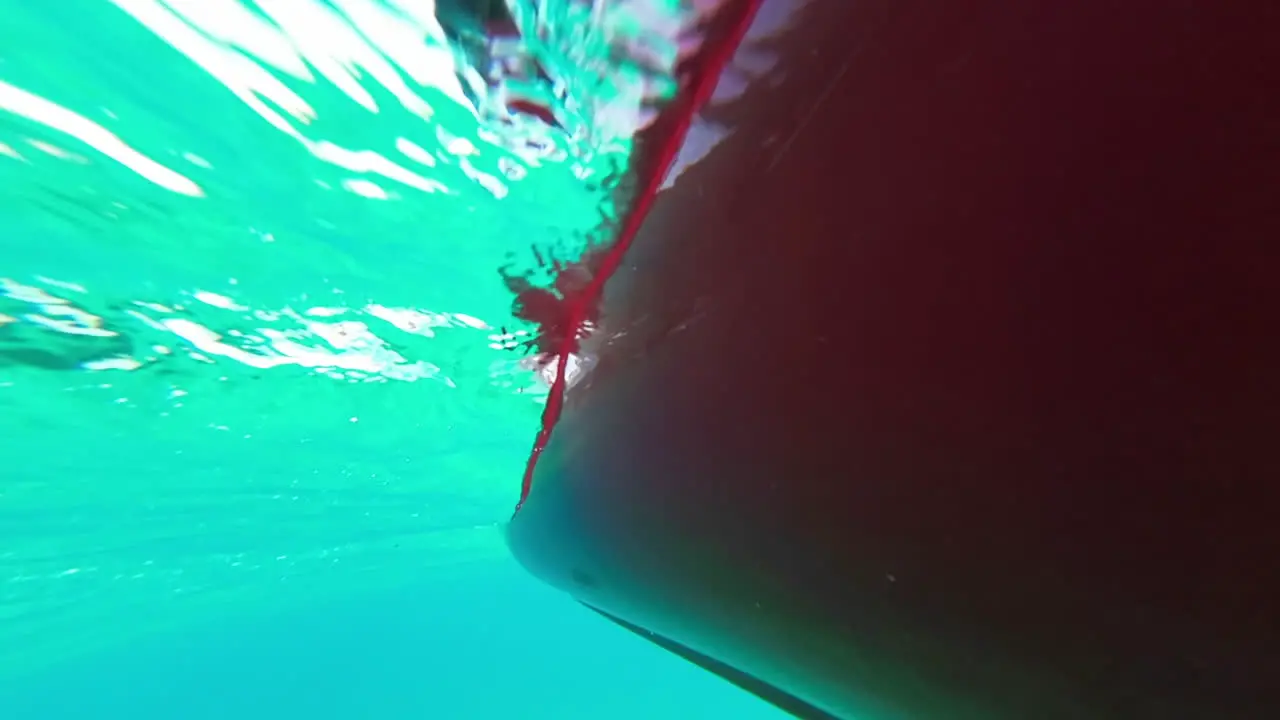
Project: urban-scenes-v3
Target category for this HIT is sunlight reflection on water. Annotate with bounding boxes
[0,0,713,677]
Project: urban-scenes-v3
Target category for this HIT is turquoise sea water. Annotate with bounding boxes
[0,1,788,716]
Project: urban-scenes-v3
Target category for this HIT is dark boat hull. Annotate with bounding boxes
[507,1,1280,717]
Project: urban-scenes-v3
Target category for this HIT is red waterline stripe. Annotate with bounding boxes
[514,0,766,515]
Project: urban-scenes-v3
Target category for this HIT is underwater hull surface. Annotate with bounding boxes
[508,1,1279,717]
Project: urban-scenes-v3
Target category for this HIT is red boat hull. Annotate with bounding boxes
[508,2,1280,717]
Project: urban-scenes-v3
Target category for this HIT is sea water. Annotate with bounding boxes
[0,1,787,717]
